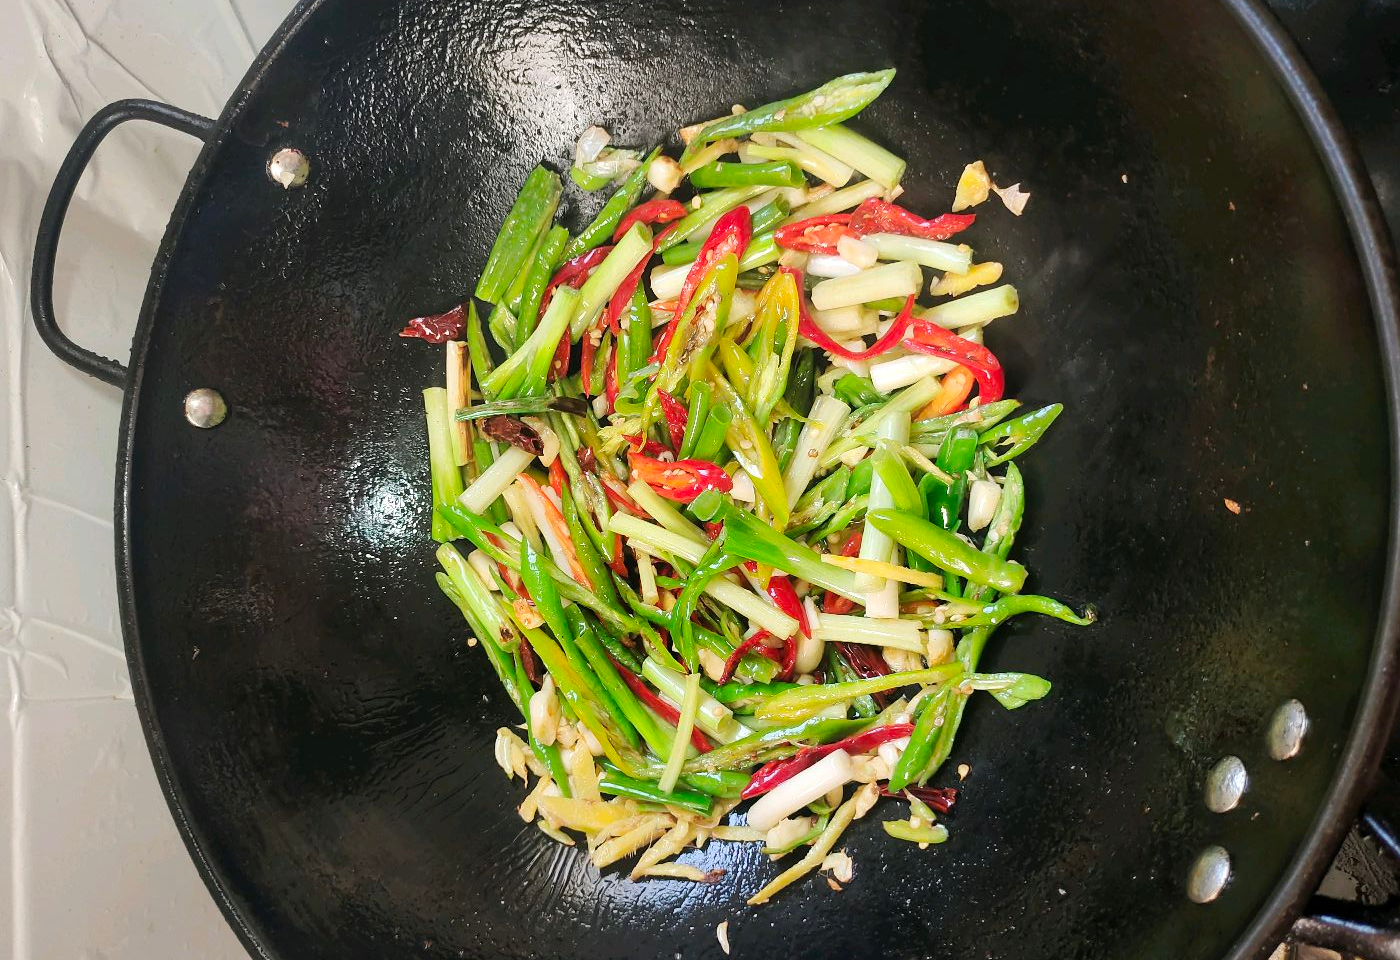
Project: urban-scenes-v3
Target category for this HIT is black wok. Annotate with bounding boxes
[28,0,1400,957]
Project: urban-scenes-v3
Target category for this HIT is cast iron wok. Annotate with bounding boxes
[28,0,1400,957]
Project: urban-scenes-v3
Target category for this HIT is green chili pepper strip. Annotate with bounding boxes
[680,69,896,164]
[658,185,769,251]
[950,594,1095,629]
[682,716,868,773]
[824,646,879,718]
[680,381,712,460]
[514,225,570,343]
[511,651,572,797]
[980,403,1063,466]
[562,494,622,610]
[519,542,574,643]
[882,820,949,844]
[888,685,954,791]
[690,159,805,189]
[775,347,816,472]
[438,505,637,635]
[475,165,562,304]
[834,374,883,408]
[660,199,790,266]
[565,608,671,756]
[673,540,737,672]
[868,509,1027,594]
[521,543,640,750]
[562,148,659,261]
[911,464,1029,787]
[709,366,789,525]
[598,768,714,815]
[710,681,804,705]
[754,665,962,723]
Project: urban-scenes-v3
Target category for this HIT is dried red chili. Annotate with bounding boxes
[399,304,466,343]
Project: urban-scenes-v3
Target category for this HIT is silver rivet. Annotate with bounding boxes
[1204,756,1248,813]
[183,388,227,428]
[267,147,309,189]
[1187,845,1231,903]
[1267,699,1309,761]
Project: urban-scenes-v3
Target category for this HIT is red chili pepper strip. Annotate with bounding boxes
[603,256,649,336]
[614,199,688,242]
[823,532,864,615]
[628,453,733,503]
[879,784,958,813]
[399,304,466,343]
[597,473,642,516]
[902,319,1005,403]
[740,723,916,800]
[718,630,783,684]
[773,214,853,255]
[548,458,568,500]
[611,657,713,753]
[580,324,600,392]
[623,436,671,458]
[656,390,688,452]
[785,266,916,361]
[542,245,611,313]
[548,329,571,382]
[765,575,810,638]
[608,533,629,577]
[848,198,976,242]
[605,350,621,413]
[651,206,752,363]
[778,634,798,682]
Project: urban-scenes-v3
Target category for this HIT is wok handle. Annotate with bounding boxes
[30,99,214,387]
[1290,769,1400,959]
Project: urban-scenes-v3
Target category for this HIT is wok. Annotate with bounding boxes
[28,0,1400,957]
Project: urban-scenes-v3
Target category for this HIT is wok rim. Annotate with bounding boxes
[109,1,1400,957]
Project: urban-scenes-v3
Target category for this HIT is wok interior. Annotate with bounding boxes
[124,0,1390,957]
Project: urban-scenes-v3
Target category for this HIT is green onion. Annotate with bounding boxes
[811,261,922,312]
[747,141,851,188]
[475,166,562,304]
[424,389,466,543]
[483,287,579,398]
[865,233,972,274]
[786,178,885,221]
[921,284,1020,329]
[570,223,654,338]
[798,123,906,189]
[783,395,851,507]
[660,670,702,794]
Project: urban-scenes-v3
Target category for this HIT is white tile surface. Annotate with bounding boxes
[2,1,288,957]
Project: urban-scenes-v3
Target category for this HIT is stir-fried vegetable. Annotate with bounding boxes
[403,69,1092,904]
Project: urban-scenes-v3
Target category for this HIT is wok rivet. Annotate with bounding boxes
[183,388,227,428]
[1267,699,1309,761]
[268,147,310,189]
[1187,846,1231,903]
[1204,756,1248,813]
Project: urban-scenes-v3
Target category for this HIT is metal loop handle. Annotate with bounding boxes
[1291,767,1400,959]
[30,99,214,387]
